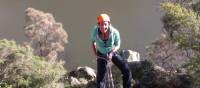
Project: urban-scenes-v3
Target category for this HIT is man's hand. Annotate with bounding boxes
[107,52,113,60]
[107,46,118,60]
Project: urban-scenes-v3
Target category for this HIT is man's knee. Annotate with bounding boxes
[120,66,131,77]
[123,69,131,77]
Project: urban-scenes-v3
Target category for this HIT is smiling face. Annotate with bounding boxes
[98,21,110,33]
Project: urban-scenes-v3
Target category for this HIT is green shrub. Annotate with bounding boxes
[0,39,67,88]
[160,2,200,87]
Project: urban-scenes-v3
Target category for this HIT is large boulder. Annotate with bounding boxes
[119,49,140,62]
[112,60,154,88]
[76,66,96,81]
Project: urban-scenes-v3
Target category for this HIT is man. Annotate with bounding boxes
[90,13,132,88]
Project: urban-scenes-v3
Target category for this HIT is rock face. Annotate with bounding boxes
[65,49,193,88]
[112,60,193,88]
[139,69,192,88]
[66,64,192,88]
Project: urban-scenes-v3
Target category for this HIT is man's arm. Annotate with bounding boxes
[113,30,121,53]
[92,41,97,57]
[90,26,97,57]
[108,30,121,59]
[112,45,120,53]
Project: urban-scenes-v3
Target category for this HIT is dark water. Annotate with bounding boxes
[0,0,163,70]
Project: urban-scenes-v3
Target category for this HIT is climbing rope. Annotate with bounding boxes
[97,56,114,88]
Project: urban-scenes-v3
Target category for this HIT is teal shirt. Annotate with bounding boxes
[90,24,121,54]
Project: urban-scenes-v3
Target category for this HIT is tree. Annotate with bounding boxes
[146,1,200,87]
[24,8,68,60]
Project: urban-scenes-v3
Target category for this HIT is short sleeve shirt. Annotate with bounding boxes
[90,24,121,54]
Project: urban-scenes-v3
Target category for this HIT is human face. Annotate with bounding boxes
[98,21,110,33]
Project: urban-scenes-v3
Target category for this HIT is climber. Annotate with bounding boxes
[90,13,132,88]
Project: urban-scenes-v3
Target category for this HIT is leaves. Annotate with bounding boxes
[147,2,200,87]
[161,2,200,50]
[0,39,66,88]
[25,8,68,60]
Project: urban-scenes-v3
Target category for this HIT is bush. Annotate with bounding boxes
[25,8,68,60]
[0,39,67,88]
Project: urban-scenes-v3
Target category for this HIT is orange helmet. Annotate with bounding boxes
[97,13,110,23]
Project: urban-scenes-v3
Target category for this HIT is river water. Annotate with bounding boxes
[0,0,163,70]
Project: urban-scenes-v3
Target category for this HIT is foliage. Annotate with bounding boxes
[162,2,200,50]
[0,39,67,88]
[183,55,200,87]
[25,8,68,60]
[162,3,200,86]
[147,1,200,87]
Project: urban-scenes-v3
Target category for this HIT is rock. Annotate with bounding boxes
[77,66,96,81]
[128,60,155,80]
[67,66,96,87]
[119,49,140,62]
[68,76,81,86]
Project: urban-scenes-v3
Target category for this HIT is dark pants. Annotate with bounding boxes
[96,51,132,88]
